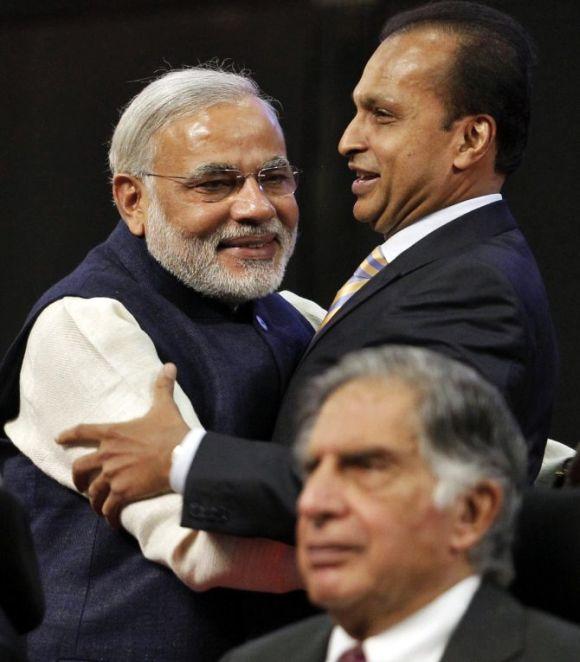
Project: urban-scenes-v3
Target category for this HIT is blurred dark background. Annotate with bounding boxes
[1,0,579,443]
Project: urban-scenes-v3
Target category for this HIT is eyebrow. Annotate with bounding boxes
[189,156,291,178]
[262,156,291,169]
[353,91,401,113]
[187,162,235,178]
[338,448,394,465]
[301,446,396,472]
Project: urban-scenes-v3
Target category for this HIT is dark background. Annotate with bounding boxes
[1,0,579,443]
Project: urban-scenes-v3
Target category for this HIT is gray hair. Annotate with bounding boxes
[295,345,527,585]
[108,66,278,176]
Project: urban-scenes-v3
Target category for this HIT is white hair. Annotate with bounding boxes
[295,345,527,586]
[108,66,277,176]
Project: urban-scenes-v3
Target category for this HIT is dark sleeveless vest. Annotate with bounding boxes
[0,222,314,661]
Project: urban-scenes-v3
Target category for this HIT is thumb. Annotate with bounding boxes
[152,363,178,405]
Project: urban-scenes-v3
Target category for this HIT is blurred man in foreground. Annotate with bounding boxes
[223,347,580,662]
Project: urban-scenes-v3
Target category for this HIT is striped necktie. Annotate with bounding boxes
[319,246,388,329]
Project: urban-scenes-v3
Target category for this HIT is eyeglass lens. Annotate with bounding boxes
[191,165,298,202]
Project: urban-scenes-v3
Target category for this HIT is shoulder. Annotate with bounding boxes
[28,297,144,356]
[462,583,580,661]
[221,614,331,662]
[524,607,580,659]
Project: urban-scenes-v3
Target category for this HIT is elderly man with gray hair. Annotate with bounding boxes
[0,66,323,661]
[223,346,580,662]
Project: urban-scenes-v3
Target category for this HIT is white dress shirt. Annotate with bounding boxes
[326,576,482,662]
[171,194,503,492]
[5,291,324,593]
[380,194,502,263]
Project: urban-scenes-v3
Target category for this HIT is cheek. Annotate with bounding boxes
[169,203,230,237]
[275,196,299,229]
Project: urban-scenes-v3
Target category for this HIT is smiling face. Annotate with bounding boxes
[339,29,469,237]
[297,377,471,638]
[139,96,298,303]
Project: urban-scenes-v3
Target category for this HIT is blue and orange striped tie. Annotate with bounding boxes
[319,246,388,329]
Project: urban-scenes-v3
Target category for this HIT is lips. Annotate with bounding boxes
[349,165,380,196]
[303,544,361,567]
[217,233,278,260]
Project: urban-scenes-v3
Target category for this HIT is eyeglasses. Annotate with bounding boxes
[141,164,300,203]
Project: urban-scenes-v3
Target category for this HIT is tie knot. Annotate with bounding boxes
[354,246,388,279]
[318,245,388,331]
[337,644,366,662]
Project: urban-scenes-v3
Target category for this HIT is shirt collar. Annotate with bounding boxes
[380,194,502,263]
[326,575,481,662]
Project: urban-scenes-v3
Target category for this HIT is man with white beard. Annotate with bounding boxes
[0,67,323,661]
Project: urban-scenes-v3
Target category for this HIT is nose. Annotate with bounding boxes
[229,176,276,223]
[338,114,365,157]
[298,459,347,527]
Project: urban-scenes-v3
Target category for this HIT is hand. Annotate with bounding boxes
[57,363,190,527]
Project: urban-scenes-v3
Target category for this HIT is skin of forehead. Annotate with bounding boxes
[307,377,424,460]
[153,96,287,171]
[354,28,460,106]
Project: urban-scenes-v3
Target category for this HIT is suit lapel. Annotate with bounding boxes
[285,616,333,662]
[306,201,517,355]
[442,583,525,662]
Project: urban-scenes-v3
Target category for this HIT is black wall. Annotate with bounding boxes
[2,0,579,442]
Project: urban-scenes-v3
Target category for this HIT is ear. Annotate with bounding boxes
[453,114,497,171]
[449,480,503,554]
[112,174,149,237]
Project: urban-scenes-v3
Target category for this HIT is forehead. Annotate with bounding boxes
[153,96,287,169]
[353,28,458,105]
[307,377,422,458]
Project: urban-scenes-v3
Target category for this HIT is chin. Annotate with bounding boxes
[352,202,380,228]
[305,574,359,610]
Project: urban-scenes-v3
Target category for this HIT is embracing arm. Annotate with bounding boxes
[7,297,300,592]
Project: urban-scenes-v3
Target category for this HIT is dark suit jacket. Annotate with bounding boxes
[184,201,558,543]
[220,583,580,662]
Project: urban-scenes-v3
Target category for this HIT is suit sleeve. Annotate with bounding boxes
[180,290,325,545]
[5,297,301,593]
[181,255,537,542]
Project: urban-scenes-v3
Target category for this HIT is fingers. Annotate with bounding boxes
[152,363,178,408]
[102,494,123,529]
[56,423,108,447]
[87,474,110,517]
[71,451,105,492]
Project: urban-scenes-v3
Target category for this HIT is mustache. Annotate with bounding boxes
[212,219,285,241]
[193,218,294,249]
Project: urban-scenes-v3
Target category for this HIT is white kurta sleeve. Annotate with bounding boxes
[5,296,301,593]
[279,290,326,330]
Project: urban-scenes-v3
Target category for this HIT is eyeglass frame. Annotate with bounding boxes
[139,163,301,203]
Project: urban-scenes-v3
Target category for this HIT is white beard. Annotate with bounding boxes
[144,192,297,305]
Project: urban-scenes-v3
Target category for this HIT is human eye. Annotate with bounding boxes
[301,456,320,477]
[259,166,295,192]
[187,175,233,193]
[372,107,395,122]
[342,450,394,489]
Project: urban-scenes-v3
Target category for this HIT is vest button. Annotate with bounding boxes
[256,315,268,331]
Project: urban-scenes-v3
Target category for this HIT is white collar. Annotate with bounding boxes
[326,575,482,662]
[380,194,502,263]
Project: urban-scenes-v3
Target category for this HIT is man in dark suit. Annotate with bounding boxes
[60,1,557,543]
[221,346,580,662]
